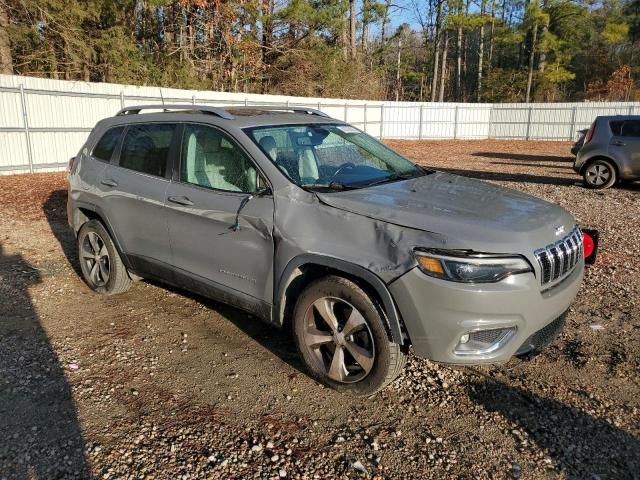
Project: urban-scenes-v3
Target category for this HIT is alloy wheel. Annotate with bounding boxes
[80,231,110,287]
[585,163,612,186]
[302,297,375,383]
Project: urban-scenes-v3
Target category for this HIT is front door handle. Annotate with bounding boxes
[100,178,118,187]
[168,195,194,206]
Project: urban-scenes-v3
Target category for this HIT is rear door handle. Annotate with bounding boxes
[167,195,194,206]
[100,178,118,187]
[613,140,626,146]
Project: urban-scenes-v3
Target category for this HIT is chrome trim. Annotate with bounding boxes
[534,226,582,286]
[453,327,517,356]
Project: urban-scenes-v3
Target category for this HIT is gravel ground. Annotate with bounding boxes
[0,139,638,479]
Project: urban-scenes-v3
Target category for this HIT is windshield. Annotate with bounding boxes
[244,123,424,190]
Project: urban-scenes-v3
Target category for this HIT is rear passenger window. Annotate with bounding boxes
[620,120,640,138]
[92,127,124,162]
[118,124,175,177]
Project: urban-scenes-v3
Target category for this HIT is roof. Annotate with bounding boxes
[596,115,640,121]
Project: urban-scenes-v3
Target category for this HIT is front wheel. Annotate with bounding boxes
[583,159,617,189]
[292,276,406,395]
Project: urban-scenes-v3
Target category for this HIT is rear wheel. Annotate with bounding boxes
[77,220,131,295]
[292,276,406,395]
[583,159,617,189]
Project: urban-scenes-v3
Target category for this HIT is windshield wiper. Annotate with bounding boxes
[361,169,426,187]
[300,181,359,191]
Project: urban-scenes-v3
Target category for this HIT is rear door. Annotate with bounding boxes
[100,122,179,275]
[609,119,640,177]
[165,123,275,308]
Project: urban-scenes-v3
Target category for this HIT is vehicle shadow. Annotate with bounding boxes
[147,279,306,374]
[0,243,89,479]
[42,189,81,276]
[41,190,306,381]
[489,161,575,170]
[472,152,574,163]
[435,167,576,186]
[468,379,639,478]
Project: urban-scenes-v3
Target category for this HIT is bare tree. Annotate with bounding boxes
[0,1,12,74]
[439,28,449,101]
[396,35,402,101]
[350,0,357,59]
[477,0,486,101]
[362,0,369,52]
[431,0,444,101]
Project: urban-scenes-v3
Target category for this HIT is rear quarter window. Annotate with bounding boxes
[92,127,124,162]
[609,121,623,136]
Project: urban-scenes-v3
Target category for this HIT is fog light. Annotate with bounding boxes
[454,327,517,356]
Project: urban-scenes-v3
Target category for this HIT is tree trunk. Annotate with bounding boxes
[262,0,274,91]
[361,0,369,52]
[456,26,462,100]
[349,0,357,60]
[381,0,392,45]
[538,15,549,72]
[431,0,443,102]
[341,0,349,60]
[526,20,538,103]
[477,0,486,101]
[0,1,12,74]
[439,29,449,102]
[487,0,495,73]
[462,0,470,100]
[396,37,402,101]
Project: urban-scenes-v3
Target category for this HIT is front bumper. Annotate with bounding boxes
[388,261,583,364]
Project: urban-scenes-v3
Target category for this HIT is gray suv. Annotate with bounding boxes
[68,105,584,395]
[574,115,640,189]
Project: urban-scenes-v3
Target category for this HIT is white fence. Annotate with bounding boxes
[1,74,639,174]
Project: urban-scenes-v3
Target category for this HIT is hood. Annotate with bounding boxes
[315,171,575,253]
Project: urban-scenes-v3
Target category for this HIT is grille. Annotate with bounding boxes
[469,328,506,345]
[515,312,567,356]
[534,226,583,286]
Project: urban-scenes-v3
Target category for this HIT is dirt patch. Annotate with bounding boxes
[0,140,638,479]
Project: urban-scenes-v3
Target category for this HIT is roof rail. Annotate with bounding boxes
[116,104,235,120]
[230,106,332,118]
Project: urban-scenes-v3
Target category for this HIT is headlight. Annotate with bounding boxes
[414,249,532,283]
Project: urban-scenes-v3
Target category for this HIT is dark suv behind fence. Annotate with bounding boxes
[67,105,585,395]
[574,115,640,189]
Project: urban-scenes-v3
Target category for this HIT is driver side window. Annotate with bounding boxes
[181,125,258,193]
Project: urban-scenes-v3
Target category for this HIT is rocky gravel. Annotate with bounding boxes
[0,139,638,479]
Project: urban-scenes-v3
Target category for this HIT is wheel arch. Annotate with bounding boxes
[275,254,406,345]
[580,155,619,178]
[72,203,134,272]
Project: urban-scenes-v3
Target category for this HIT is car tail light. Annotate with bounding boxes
[582,231,595,258]
[584,122,596,144]
[581,229,599,265]
[67,156,76,173]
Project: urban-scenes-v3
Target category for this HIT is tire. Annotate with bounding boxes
[77,220,132,295]
[583,159,617,189]
[292,275,406,395]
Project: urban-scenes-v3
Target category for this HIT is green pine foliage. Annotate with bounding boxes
[0,0,638,101]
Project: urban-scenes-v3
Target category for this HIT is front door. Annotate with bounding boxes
[165,123,275,310]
